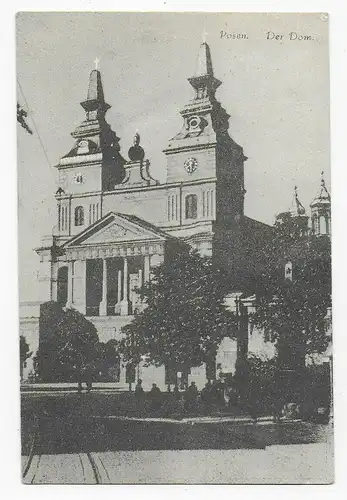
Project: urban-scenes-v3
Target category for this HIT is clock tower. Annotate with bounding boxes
[163,40,247,225]
[55,66,126,238]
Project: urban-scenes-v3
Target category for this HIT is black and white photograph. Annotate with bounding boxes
[17,11,333,484]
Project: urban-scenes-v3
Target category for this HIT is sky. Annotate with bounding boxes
[16,12,330,302]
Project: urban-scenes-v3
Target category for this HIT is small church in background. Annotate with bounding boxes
[20,41,331,388]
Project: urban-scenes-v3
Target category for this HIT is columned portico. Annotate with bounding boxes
[60,211,175,318]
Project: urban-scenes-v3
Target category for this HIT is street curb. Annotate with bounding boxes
[90,415,302,425]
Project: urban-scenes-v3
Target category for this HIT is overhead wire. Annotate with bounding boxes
[17,77,56,175]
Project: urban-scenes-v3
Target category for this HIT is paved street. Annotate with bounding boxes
[23,442,333,484]
[22,417,334,484]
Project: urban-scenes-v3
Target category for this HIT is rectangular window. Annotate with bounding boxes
[167,196,171,221]
[60,205,68,231]
[168,194,178,222]
[71,261,75,303]
[185,194,198,219]
[89,203,100,225]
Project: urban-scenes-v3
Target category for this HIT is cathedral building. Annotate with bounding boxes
[20,41,331,388]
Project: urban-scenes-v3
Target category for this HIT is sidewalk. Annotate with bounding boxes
[21,382,129,394]
[91,414,288,425]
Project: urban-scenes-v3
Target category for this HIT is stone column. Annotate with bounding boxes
[120,257,129,315]
[37,250,54,304]
[114,268,122,315]
[99,258,108,316]
[144,255,150,282]
[136,267,143,313]
[117,269,122,303]
[73,260,86,315]
[66,261,73,308]
[51,262,58,302]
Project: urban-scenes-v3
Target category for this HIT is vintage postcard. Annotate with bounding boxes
[17,12,332,484]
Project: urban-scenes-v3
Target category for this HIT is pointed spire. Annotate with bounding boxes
[289,185,306,216]
[310,171,331,207]
[67,67,121,158]
[80,68,110,117]
[188,41,221,98]
[195,41,214,77]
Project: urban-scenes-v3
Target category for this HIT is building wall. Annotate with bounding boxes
[58,159,103,195]
[165,145,216,184]
[19,302,40,381]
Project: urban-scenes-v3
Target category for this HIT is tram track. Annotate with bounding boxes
[22,431,106,484]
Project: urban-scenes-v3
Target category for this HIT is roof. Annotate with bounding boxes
[61,211,177,249]
[310,173,331,208]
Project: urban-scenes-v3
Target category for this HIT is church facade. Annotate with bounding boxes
[20,41,331,389]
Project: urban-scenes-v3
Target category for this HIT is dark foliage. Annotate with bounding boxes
[34,302,99,382]
[118,248,235,374]
[17,102,33,135]
[250,235,331,367]
[20,335,32,381]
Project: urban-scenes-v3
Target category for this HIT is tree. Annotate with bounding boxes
[245,354,278,415]
[34,302,99,384]
[250,238,332,369]
[95,339,121,382]
[119,248,234,387]
[17,102,32,135]
[20,335,32,381]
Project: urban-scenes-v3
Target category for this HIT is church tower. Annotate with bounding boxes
[163,40,248,275]
[164,41,247,223]
[55,66,126,239]
[310,172,331,237]
[275,186,309,239]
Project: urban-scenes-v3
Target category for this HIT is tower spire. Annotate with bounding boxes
[59,68,126,191]
[188,41,221,99]
[80,68,110,118]
[310,172,331,237]
[289,185,306,216]
[311,171,331,205]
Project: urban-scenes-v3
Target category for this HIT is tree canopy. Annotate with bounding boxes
[119,248,234,373]
[20,335,32,381]
[17,102,32,135]
[35,302,99,382]
[250,236,331,367]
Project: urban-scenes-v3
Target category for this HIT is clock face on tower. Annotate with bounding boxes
[74,172,85,184]
[184,157,198,175]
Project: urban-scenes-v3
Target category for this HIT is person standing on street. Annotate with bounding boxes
[148,383,162,412]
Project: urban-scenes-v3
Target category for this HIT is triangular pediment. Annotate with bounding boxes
[63,212,170,248]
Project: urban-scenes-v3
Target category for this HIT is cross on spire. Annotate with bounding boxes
[202,29,208,44]
[94,57,100,70]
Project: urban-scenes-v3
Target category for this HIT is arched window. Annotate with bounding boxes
[312,213,318,235]
[74,206,84,226]
[185,194,197,219]
[320,215,327,235]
